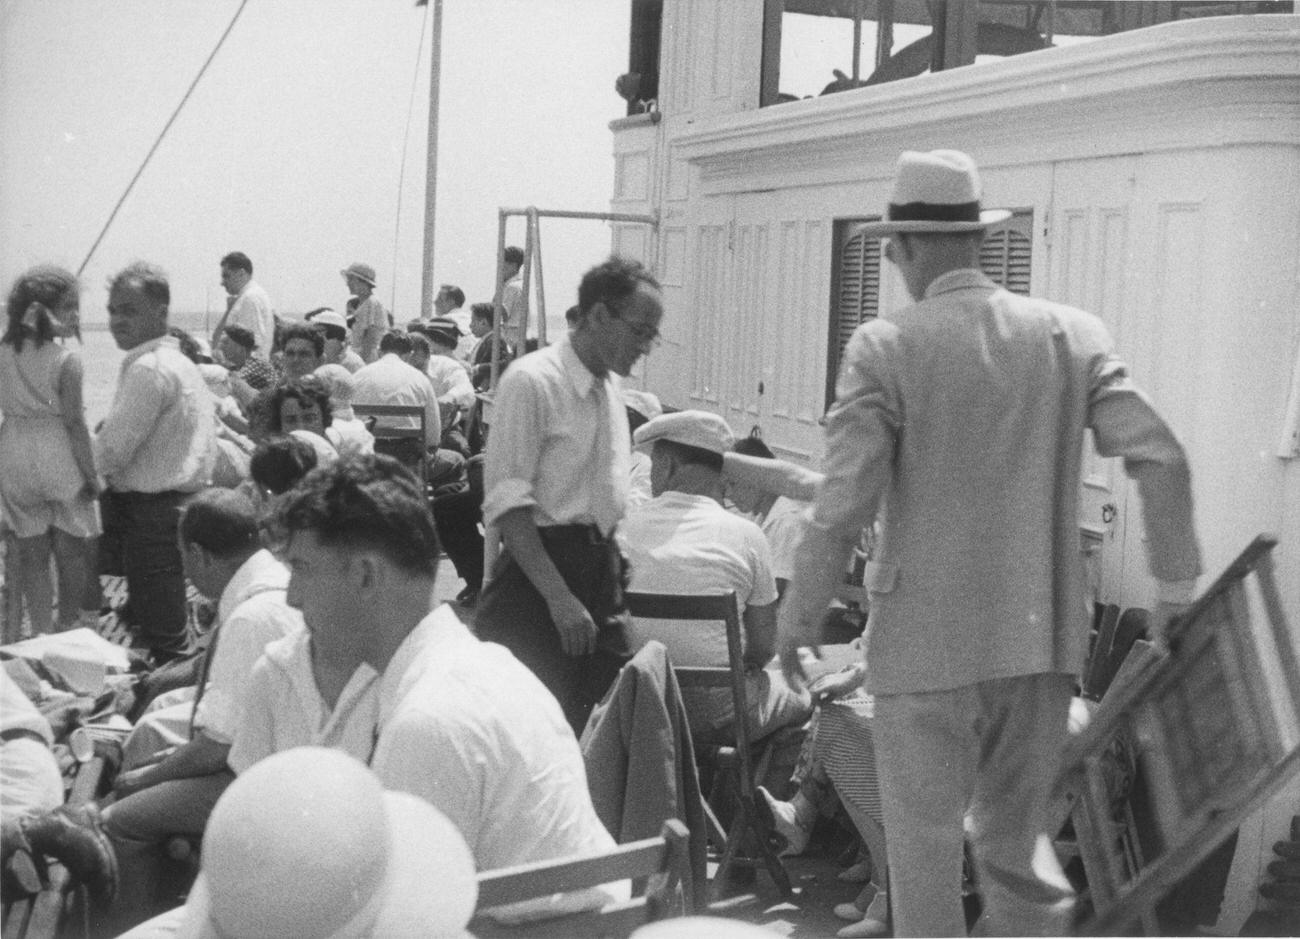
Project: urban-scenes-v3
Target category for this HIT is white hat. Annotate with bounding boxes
[310,309,349,331]
[858,149,1011,237]
[177,747,476,939]
[634,409,734,455]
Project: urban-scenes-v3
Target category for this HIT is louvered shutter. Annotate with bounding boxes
[826,221,882,408]
[834,223,882,355]
[979,210,1033,295]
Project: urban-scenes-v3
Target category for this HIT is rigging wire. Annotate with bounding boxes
[77,0,251,278]
[391,0,433,313]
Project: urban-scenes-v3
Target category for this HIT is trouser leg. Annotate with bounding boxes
[113,494,189,659]
[431,491,484,590]
[873,687,975,938]
[968,673,1075,937]
[102,771,233,931]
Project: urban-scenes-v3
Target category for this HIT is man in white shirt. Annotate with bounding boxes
[497,246,527,349]
[305,308,365,373]
[96,262,216,660]
[22,490,300,927]
[351,331,441,452]
[476,256,663,733]
[416,317,476,446]
[212,252,276,357]
[434,284,476,360]
[620,411,811,744]
[273,453,617,871]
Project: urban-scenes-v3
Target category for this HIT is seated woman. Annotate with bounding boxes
[723,443,889,938]
[261,377,337,468]
[757,645,890,938]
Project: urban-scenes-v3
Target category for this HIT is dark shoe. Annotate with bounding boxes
[21,804,118,904]
[455,585,480,607]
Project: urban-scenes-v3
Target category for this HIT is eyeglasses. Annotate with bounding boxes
[604,302,661,346]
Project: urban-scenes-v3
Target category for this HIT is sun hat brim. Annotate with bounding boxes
[857,208,1012,238]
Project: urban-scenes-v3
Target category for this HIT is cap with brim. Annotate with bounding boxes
[340,263,377,287]
[310,310,349,331]
[423,316,463,346]
[176,748,476,939]
[857,149,1011,237]
[634,409,734,455]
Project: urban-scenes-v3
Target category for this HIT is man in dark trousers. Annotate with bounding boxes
[475,256,664,733]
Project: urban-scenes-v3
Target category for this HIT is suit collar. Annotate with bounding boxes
[924,268,998,298]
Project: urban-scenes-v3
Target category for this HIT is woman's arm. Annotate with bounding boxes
[56,352,100,494]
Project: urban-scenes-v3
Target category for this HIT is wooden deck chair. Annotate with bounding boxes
[469,819,690,938]
[2,754,112,939]
[623,592,793,898]
[351,403,428,488]
[1081,603,1121,701]
[1057,534,1300,934]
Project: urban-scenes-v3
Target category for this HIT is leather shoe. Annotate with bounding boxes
[21,804,118,904]
[455,585,480,607]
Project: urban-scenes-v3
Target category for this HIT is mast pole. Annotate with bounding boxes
[420,0,443,320]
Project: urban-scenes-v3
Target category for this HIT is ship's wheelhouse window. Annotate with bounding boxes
[763,0,1293,107]
[826,209,1033,408]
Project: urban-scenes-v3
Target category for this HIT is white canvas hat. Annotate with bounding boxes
[634,409,734,455]
[177,747,476,939]
[858,149,1011,237]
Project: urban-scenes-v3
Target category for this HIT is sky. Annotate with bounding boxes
[0,0,629,334]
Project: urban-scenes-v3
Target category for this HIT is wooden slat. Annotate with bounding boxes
[475,820,688,911]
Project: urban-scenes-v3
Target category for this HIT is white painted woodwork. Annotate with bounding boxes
[611,12,1300,925]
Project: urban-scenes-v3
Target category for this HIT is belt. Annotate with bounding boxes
[538,523,613,546]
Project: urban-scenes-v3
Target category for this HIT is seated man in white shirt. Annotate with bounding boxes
[725,430,813,601]
[352,330,464,493]
[620,410,812,745]
[411,317,476,456]
[269,453,616,872]
[20,489,301,928]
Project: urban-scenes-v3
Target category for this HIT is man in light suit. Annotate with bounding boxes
[777,150,1201,936]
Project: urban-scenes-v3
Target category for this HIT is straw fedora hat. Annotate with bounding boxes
[859,150,1010,237]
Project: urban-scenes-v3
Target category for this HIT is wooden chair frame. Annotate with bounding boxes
[470,819,689,938]
[351,402,428,488]
[623,591,793,898]
[1057,534,1299,934]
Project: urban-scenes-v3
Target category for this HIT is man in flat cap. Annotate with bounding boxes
[620,410,811,745]
[776,150,1201,936]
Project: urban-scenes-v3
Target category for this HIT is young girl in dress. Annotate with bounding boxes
[0,266,101,637]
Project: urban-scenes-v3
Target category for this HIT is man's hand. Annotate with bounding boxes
[807,664,866,702]
[548,593,598,657]
[1149,600,1191,657]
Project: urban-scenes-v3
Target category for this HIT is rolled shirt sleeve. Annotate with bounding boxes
[482,365,544,526]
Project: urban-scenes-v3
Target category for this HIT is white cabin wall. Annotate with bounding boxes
[613,11,1300,916]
